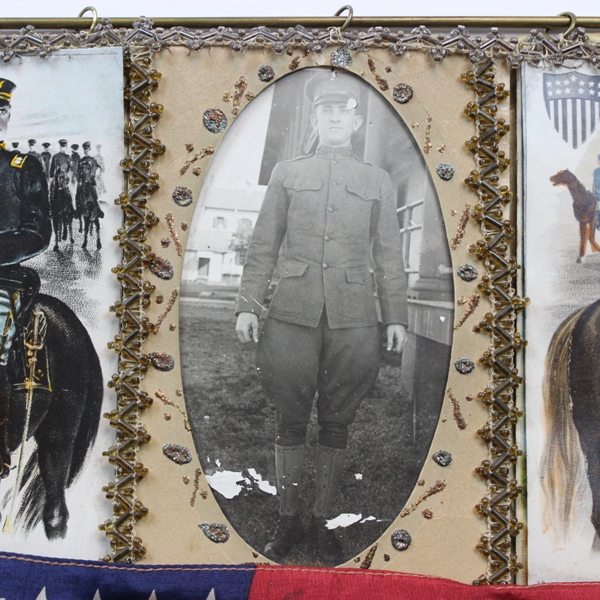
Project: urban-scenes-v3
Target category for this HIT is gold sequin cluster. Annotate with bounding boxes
[100,49,165,563]
[463,58,528,585]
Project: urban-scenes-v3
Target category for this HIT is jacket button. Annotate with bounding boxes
[324,235,330,242]
[327,206,334,212]
[332,181,338,186]
[323,263,328,269]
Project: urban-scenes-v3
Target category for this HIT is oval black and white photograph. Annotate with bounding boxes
[180,67,454,566]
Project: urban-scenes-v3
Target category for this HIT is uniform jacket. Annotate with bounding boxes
[235,145,408,329]
[0,149,51,265]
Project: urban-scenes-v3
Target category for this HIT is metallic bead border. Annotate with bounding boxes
[463,58,527,585]
[0,19,599,67]
[99,48,164,563]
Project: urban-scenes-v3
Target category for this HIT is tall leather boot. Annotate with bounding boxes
[263,444,305,563]
[312,444,346,565]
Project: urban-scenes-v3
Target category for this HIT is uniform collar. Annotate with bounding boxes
[315,144,354,159]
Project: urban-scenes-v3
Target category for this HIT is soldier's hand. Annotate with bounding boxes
[236,312,259,343]
[386,324,407,354]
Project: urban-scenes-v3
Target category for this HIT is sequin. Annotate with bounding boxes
[432,450,452,467]
[161,238,170,248]
[331,47,352,67]
[422,508,433,519]
[173,186,194,207]
[258,65,275,82]
[149,352,175,371]
[163,443,192,465]
[203,109,228,134]
[393,83,414,104]
[454,357,475,374]
[150,256,174,280]
[436,163,455,181]
[199,523,230,543]
[457,264,478,282]
[391,529,411,551]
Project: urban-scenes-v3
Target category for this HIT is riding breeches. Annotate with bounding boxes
[255,314,382,449]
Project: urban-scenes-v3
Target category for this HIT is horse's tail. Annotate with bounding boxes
[540,307,587,543]
[67,342,103,487]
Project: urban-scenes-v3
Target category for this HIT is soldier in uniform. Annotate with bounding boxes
[40,142,52,178]
[235,70,408,565]
[0,78,51,477]
[27,139,41,163]
[70,143,80,185]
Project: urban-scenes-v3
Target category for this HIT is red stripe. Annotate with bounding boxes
[249,564,600,599]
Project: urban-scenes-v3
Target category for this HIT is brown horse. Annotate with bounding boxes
[550,169,600,262]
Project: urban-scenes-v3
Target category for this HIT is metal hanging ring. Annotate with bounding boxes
[558,11,577,37]
[78,6,99,35]
[334,5,353,32]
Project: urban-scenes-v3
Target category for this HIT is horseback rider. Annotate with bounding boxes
[0,78,52,478]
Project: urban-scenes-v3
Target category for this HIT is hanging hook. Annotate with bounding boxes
[558,11,577,37]
[78,6,99,36]
[334,5,353,32]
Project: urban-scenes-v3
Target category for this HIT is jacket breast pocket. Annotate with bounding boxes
[283,177,322,230]
[270,259,309,315]
[343,266,377,321]
[341,182,378,238]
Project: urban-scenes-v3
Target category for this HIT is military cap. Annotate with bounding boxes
[28,139,36,145]
[58,139,68,147]
[304,69,361,109]
[71,144,79,150]
[0,79,16,107]
[82,141,91,150]
[42,142,51,148]
[11,142,18,149]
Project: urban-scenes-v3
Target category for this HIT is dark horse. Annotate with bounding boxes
[541,299,600,544]
[49,169,75,252]
[75,159,104,250]
[1,293,103,539]
[550,169,600,263]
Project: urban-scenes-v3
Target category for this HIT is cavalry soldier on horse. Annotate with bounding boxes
[0,78,52,478]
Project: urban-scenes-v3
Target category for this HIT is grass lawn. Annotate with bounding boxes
[180,302,436,565]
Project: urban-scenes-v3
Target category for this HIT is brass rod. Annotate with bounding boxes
[0,15,599,30]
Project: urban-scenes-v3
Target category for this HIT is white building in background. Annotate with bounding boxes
[183,87,274,285]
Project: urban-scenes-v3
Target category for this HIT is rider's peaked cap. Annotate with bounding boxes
[304,70,361,109]
[82,141,91,149]
[0,79,16,107]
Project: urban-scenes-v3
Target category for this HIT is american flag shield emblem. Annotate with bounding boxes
[544,72,600,149]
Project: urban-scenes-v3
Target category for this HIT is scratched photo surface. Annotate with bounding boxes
[523,62,600,582]
[0,48,123,559]
[180,68,454,564]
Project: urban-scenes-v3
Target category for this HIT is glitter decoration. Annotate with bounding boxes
[422,508,434,519]
[176,388,183,396]
[401,479,446,516]
[164,413,171,420]
[183,476,190,484]
[432,450,452,467]
[457,264,478,282]
[192,167,202,177]
[155,295,164,304]
[450,203,471,250]
[393,83,413,104]
[331,47,352,67]
[360,544,378,569]
[172,186,193,207]
[258,65,275,82]
[150,256,174,280]
[383,554,390,562]
[447,389,467,430]
[169,323,176,331]
[190,468,203,507]
[155,389,191,431]
[203,109,228,134]
[199,523,230,543]
[185,143,194,153]
[166,213,183,256]
[181,222,188,231]
[154,290,179,335]
[436,163,455,181]
[161,238,170,248]
[163,443,192,465]
[454,357,475,375]
[391,529,411,551]
[148,352,175,372]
